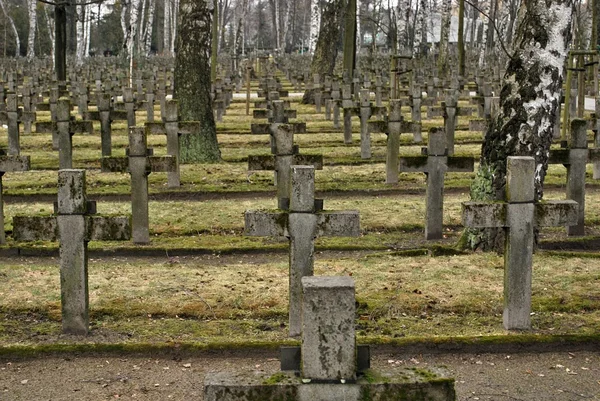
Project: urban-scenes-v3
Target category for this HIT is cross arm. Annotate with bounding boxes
[399,156,429,173]
[446,156,475,172]
[456,107,475,116]
[0,112,6,123]
[316,211,360,237]
[293,154,323,169]
[83,111,101,121]
[69,120,93,134]
[12,216,58,241]
[367,120,388,133]
[534,200,578,227]
[109,110,128,121]
[244,210,287,237]
[20,111,36,123]
[35,121,55,133]
[145,122,167,135]
[148,156,177,172]
[86,216,131,241]
[462,202,508,228]
[101,157,129,173]
[248,155,275,170]
[0,155,30,172]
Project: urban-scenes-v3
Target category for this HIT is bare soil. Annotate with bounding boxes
[1,349,599,400]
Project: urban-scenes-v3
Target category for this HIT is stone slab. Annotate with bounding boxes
[204,368,456,401]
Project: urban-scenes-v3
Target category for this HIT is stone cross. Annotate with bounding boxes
[548,118,600,236]
[248,124,323,209]
[204,275,457,400]
[245,166,360,337]
[358,88,386,159]
[409,84,423,142]
[36,97,93,162]
[102,127,177,244]
[0,152,30,243]
[83,93,128,156]
[13,169,131,335]
[367,99,419,184]
[146,99,199,187]
[0,92,31,155]
[400,128,474,239]
[462,157,578,330]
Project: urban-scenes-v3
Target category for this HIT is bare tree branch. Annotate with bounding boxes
[464,0,514,59]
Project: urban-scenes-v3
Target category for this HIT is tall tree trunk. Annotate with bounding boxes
[308,0,321,53]
[343,0,357,75]
[174,0,221,162]
[0,0,20,56]
[27,0,36,60]
[144,0,156,55]
[170,0,178,53]
[76,4,86,63]
[437,0,451,77]
[44,4,55,61]
[55,3,67,80]
[163,0,171,54]
[463,0,574,251]
[303,0,345,102]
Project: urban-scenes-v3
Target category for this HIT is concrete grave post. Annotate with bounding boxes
[123,87,137,127]
[146,99,200,187]
[0,153,30,243]
[248,124,323,209]
[410,85,423,142]
[245,166,360,337]
[5,92,20,155]
[102,127,177,243]
[462,157,578,330]
[56,98,94,168]
[13,169,131,335]
[548,119,594,236]
[400,128,474,239]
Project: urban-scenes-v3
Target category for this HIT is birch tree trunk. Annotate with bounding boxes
[396,0,411,52]
[144,0,156,55]
[437,0,451,76]
[463,0,574,251]
[164,0,171,54]
[303,0,345,102]
[137,0,147,52]
[234,0,249,55]
[0,0,20,56]
[76,4,86,63]
[44,4,55,61]
[174,0,221,162]
[27,0,36,60]
[170,0,179,53]
[308,0,321,53]
[412,0,426,55]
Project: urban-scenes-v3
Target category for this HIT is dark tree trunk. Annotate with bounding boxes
[302,0,345,104]
[55,4,67,82]
[461,0,573,251]
[174,0,222,163]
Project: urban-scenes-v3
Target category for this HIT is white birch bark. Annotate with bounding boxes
[0,0,20,56]
[478,0,490,66]
[84,6,91,56]
[308,0,320,53]
[413,0,425,54]
[163,0,171,54]
[274,0,280,50]
[170,0,179,54]
[76,4,86,63]
[125,0,141,60]
[44,4,55,60]
[281,0,291,50]
[144,0,156,55]
[357,0,362,47]
[26,0,36,60]
[122,0,130,51]
[137,0,147,51]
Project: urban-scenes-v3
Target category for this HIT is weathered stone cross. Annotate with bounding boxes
[146,99,199,187]
[36,97,93,164]
[248,124,323,209]
[102,127,177,244]
[0,152,30,243]
[462,156,578,330]
[13,169,131,335]
[245,165,360,337]
[400,128,474,239]
[83,93,128,157]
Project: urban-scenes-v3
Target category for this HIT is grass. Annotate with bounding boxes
[0,251,598,346]
[0,73,599,351]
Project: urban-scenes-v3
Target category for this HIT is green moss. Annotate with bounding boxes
[262,372,289,385]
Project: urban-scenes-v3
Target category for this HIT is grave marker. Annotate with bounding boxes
[462,157,578,329]
[245,166,360,337]
[400,128,474,239]
[13,169,131,335]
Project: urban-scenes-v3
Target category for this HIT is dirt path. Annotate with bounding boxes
[1,349,599,400]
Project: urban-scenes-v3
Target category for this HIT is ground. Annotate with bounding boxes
[1,348,599,400]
